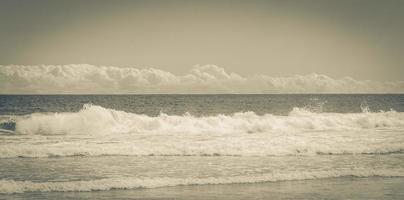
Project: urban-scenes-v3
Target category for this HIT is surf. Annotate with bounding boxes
[0,104,403,158]
[3,104,404,135]
[1,168,403,194]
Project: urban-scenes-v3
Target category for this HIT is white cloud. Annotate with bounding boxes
[0,64,403,94]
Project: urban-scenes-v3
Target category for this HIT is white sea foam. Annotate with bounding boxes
[0,104,403,157]
[10,104,404,135]
[1,168,403,193]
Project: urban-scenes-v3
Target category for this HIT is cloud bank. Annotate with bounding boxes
[0,64,403,94]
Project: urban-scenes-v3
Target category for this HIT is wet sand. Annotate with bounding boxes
[4,177,404,200]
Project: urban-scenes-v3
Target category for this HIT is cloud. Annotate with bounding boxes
[0,64,403,94]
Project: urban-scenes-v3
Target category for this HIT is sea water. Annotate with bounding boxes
[0,94,403,199]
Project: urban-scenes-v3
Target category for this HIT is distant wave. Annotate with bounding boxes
[1,168,403,193]
[0,104,403,158]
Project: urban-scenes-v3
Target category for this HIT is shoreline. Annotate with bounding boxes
[2,177,404,199]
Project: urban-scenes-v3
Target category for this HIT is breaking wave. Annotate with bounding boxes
[0,104,403,157]
[4,104,404,135]
[1,168,403,193]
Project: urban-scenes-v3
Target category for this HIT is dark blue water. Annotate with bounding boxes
[1,94,403,116]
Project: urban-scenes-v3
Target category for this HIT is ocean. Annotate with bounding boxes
[0,94,404,199]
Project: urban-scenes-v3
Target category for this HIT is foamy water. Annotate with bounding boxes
[0,104,403,158]
[0,94,403,194]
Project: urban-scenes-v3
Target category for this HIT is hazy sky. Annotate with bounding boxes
[0,0,403,94]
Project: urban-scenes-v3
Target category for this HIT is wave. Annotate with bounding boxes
[3,104,404,135]
[1,169,403,193]
[0,104,403,158]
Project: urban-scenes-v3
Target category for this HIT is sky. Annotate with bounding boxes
[0,0,403,94]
